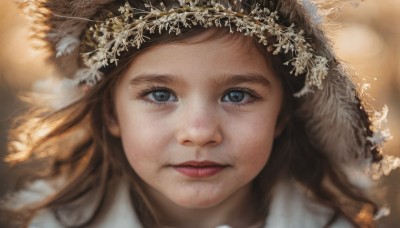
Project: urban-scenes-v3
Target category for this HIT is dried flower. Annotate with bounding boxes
[80,0,329,95]
[367,105,392,149]
[368,155,400,180]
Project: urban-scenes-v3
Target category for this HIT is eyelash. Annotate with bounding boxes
[136,85,177,106]
[221,87,262,106]
[136,86,262,106]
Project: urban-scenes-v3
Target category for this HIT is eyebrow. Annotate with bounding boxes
[214,74,271,89]
[128,73,272,88]
[128,74,186,86]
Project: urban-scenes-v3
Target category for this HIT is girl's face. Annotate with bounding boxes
[109,32,284,210]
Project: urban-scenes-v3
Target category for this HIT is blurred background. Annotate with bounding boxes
[0,0,399,227]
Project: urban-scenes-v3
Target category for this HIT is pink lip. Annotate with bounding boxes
[172,161,228,178]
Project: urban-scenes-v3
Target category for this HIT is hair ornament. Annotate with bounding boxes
[367,106,392,150]
[368,155,400,180]
[81,0,328,96]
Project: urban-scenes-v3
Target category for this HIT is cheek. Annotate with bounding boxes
[229,114,278,179]
[117,111,172,169]
[236,132,274,175]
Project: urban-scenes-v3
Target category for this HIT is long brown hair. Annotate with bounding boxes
[4,0,378,227]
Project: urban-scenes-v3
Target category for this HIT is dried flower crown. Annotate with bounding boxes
[81,0,328,97]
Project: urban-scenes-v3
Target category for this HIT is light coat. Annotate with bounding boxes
[12,179,351,228]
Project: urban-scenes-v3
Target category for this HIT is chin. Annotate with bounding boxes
[172,193,226,209]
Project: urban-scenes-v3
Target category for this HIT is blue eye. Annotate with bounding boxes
[221,89,256,104]
[220,88,262,106]
[147,89,178,103]
[222,90,250,103]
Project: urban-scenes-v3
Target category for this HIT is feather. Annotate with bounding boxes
[300,0,323,24]
[55,35,80,58]
[1,178,64,210]
[32,77,84,109]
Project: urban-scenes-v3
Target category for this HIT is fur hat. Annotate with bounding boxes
[18,0,398,182]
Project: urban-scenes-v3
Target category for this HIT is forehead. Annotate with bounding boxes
[123,28,270,65]
[125,28,273,75]
[131,28,271,70]
[125,33,274,80]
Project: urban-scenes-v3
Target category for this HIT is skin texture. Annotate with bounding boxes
[108,31,284,227]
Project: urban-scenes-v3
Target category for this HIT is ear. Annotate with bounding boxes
[103,97,122,137]
[104,106,121,138]
[274,114,289,138]
[106,116,121,137]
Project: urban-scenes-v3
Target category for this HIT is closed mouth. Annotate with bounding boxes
[172,161,228,178]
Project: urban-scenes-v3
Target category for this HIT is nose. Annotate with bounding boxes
[176,104,223,148]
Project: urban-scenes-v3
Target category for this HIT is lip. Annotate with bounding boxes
[172,161,228,178]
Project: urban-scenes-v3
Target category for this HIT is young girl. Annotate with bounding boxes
[2,0,398,227]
